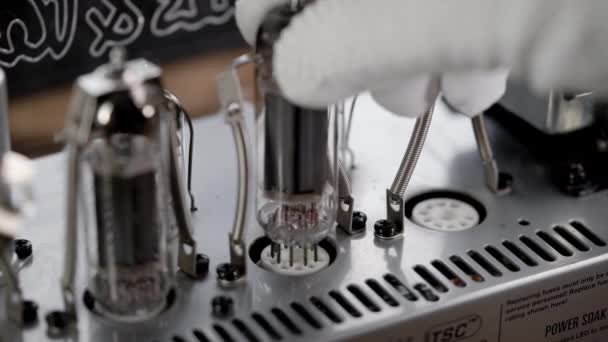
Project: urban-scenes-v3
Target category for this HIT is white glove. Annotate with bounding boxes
[236,0,508,117]
[236,0,608,117]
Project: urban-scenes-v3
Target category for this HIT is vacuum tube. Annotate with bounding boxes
[254,3,338,268]
[81,124,171,320]
[57,50,203,324]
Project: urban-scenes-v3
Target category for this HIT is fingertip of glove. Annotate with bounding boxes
[235,0,287,46]
[441,69,509,116]
[371,76,441,118]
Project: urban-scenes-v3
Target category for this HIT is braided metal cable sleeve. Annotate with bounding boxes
[389,103,435,196]
[338,160,352,198]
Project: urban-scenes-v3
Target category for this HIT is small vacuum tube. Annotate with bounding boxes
[254,4,338,254]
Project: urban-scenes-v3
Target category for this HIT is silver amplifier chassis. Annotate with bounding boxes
[7,96,608,342]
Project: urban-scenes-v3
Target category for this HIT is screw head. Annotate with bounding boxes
[352,211,368,231]
[374,219,397,239]
[216,263,243,282]
[22,300,38,325]
[45,311,70,331]
[83,290,95,311]
[555,162,597,196]
[211,296,234,318]
[195,254,210,278]
[498,172,514,190]
[14,239,32,260]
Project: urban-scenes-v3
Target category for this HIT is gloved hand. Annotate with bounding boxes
[236,0,608,117]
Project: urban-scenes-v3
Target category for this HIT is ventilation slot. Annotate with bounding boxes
[450,255,484,282]
[554,226,589,252]
[233,319,260,342]
[431,260,466,287]
[502,240,538,267]
[536,231,573,257]
[383,274,418,301]
[291,302,323,329]
[193,330,211,342]
[328,290,362,318]
[413,265,448,292]
[251,312,282,341]
[365,279,399,307]
[310,296,343,323]
[213,324,235,342]
[173,336,186,342]
[520,235,556,262]
[485,245,520,272]
[467,251,502,277]
[414,283,439,302]
[271,308,302,335]
[347,285,381,312]
[570,221,606,247]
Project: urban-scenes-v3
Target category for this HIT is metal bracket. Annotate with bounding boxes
[215,54,254,283]
[60,92,98,324]
[337,196,356,235]
[337,160,359,235]
[167,109,203,279]
[385,190,405,237]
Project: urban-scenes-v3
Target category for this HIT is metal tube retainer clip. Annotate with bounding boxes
[215,54,255,285]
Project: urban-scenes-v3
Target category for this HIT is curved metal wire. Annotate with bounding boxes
[163,90,197,212]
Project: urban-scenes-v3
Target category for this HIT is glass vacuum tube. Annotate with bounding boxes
[255,4,338,249]
[80,93,173,322]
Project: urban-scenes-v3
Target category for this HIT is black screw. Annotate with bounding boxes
[498,172,514,191]
[45,311,72,334]
[195,254,210,278]
[352,211,368,231]
[14,239,32,260]
[374,219,398,239]
[211,296,234,318]
[554,162,597,196]
[83,290,95,311]
[22,300,38,325]
[216,263,244,282]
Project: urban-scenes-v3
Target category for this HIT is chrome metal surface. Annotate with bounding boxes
[217,64,252,270]
[501,82,595,134]
[5,95,608,341]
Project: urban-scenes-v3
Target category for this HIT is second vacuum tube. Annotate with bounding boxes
[255,3,338,254]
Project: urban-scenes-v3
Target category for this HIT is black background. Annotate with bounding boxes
[0,0,245,98]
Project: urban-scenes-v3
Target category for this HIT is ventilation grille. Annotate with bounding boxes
[169,221,605,341]
[166,272,426,342]
[415,220,606,296]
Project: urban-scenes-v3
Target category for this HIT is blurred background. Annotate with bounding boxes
[1,0,254,157]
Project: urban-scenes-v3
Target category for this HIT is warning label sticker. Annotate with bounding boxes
[500,271,608,342]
